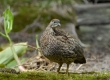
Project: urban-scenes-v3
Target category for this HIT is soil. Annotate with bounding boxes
[79,25,110,72]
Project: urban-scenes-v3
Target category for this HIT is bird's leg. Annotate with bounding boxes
[57,63,62,73]
[66,63,70,75]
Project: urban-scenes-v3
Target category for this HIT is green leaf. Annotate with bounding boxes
[0,42,27,65]
[6,58,26,68]
[3,7,14,33]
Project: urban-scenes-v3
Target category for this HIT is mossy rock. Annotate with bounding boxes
[0,71,110,80]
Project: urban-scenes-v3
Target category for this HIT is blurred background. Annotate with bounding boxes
[0,0,110,72]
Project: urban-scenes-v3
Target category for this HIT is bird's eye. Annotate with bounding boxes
[52,21,55,23]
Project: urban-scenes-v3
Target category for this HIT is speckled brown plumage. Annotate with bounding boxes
[40,19,86,74]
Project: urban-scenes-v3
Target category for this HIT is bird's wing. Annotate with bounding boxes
[54,28,84,58]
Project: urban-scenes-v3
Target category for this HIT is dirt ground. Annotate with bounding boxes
[0,23,110,72]
[79,25,110,72]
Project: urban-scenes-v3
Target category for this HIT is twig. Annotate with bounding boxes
[76,64,83,71]
[14,44,40,50]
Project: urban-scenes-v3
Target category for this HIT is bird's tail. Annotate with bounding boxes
[74,57,86,64]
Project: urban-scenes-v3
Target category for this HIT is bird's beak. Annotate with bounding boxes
[58,23,61,26]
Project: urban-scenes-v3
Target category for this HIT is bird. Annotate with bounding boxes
[39,19,86,74]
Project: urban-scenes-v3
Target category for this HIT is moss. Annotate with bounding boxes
[0,71,110,80]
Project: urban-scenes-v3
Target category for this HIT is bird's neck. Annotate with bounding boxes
[45,25,56,35]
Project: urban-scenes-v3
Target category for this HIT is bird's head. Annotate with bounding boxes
[49,19,61,28]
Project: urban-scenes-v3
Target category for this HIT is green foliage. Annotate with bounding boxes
[0,7,27,69]
[6,58,25,68]
[0,43,27,67]
[3,7,13,34]
[0,71,110,80]
[36,35,41,56]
